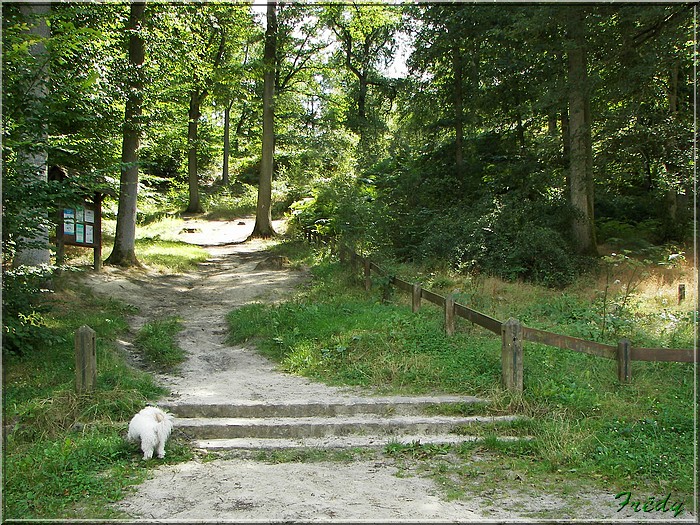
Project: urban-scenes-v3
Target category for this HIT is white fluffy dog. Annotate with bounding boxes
[127,406,174,460]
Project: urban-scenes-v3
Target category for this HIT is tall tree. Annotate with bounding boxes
[326,3,400,168]
[185,15,226,213]
[214,40,256,187]
[106,0,146,267]
[566,7,597,256]
[250,1,278,238]
[11,3,51,268]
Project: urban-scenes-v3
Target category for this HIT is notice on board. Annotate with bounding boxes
[75,223,85,243]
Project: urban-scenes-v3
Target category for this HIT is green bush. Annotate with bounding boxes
[396,195,583,287]
[2,265,62,356]
[289,174,376,248]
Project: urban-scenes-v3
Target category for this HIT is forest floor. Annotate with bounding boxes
[78,217,691,522]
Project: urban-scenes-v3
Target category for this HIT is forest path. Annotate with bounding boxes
[78,217,673,522]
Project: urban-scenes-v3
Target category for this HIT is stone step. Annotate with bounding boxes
[194,434,528,451]
[174,414,520,440]
[161,395,488,419]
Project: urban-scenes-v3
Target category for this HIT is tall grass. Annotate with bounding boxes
[227,240,696,498]
[2,279,192,519]
[134,316,186,370]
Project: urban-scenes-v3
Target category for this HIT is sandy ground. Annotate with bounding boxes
[79,217,695,523]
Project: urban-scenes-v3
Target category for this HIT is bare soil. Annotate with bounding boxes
[79,217,694,522]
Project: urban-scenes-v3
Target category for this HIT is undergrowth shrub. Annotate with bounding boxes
[386,194,583,287]
[289,174,376,250]
[2,265,63,356]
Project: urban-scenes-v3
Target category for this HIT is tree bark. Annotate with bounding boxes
[222,101,232,186]
[186,89,203,213]
[452,40,464,173]
[566,9,597,256]
[185,27,226,212]
[13,3,51,268]
[661,59,682,240]
[251,1,277,239]
[561,106,570,176]
[106,0,145,267]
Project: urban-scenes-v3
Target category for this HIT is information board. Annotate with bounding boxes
[61,203,98,248]
[56,193,103,270]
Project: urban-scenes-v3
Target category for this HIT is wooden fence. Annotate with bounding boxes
[303,229,696,393]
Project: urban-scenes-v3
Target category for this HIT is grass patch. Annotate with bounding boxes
[133,239,209,273]
[227,297,501,395]
[2,279,191,519]
[134,316,186,371]
[226,240,696,500]
[63,230,209,274]
[247,447,376,464]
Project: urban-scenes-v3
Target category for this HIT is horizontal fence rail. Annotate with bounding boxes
[631,346,696,363]
[521,326,617,360]
[302,230,697,392]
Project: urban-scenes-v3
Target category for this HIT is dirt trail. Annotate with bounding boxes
[79,218,692,522]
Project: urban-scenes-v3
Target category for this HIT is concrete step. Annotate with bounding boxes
[194,434,528,451]
[161,395,488,419]
[174,414,520,440]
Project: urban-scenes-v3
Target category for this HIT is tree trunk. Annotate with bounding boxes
[548,110,558,136]
[566,9,597,256]
[661,59,682,240]
[222,101,232,186]
[561,106,570,176]
[106,0,145,268]
[233,105,247,155]
[185,28,225,210]
[357,73,368,129]
[186,90,203,213]
[452,40,464,173]
[516,110,525,151]
[13,3,51,268]
[251,1,277,239]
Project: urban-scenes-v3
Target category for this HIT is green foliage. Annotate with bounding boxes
[2,265,62,356]
[362,162,585,286]
[134,316,186,371]
[289,173,374,248]
[202,183,259,220]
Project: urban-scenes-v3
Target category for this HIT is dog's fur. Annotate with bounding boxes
[127,406,174,460]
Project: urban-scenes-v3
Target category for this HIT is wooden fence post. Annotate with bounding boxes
[412,283,422,313]
[678,284,686,304]
[445,294,455,336]
[501,318,523,393]
[617,338,631,383]
[75,325,96,394]
[363,258,372,291]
